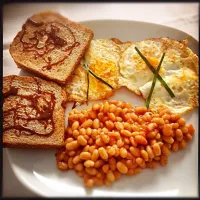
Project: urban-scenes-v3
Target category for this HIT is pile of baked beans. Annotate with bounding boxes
[56,100,195,187]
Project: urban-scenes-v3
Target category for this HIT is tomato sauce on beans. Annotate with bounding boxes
[56,100,195,187]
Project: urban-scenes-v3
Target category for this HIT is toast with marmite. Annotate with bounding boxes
[3,75,67,148]
[9,10,94,85]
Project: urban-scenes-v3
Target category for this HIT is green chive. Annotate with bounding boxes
[135,47,175,98]
[88,69,114,89]
[146,53,165,109]
[84,63,90,104]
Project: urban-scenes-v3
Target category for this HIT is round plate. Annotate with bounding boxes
[6,20,198,197]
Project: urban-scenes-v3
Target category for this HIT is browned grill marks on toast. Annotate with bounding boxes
[19,18,80,70]
[3,76,56,136]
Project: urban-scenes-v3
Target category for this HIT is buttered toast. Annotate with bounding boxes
[9,11,94,84]
[3,75,67,148]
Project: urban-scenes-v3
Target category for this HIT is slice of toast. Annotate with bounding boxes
[3,75,67,148]
[9,10,94,85]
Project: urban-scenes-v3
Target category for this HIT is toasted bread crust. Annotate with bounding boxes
[9,10,94,85]
[3,75,67,148]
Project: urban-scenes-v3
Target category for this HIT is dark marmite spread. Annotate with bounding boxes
[3,76,56,136]
[19,18,80,70]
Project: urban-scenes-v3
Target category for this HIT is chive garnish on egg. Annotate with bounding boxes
[135,47,175,98]
[88,69,114,89]
[84,63,90,104]
[146,53,166,109]
[83,62,114,104]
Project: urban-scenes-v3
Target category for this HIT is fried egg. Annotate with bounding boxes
[64,39,131,102]
[119,38,198,114]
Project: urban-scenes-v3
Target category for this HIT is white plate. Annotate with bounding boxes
[6,20,198,197]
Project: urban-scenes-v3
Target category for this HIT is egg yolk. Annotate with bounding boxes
[147,57,160,69]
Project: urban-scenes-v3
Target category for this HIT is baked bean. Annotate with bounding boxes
[146,161,158,169]
[96,138,104,146]
[185,133,192,141]
[170,114,180,121]
[115,122,124,131]
[102,164,109,173]
[121,130,132,137]
[84,135,89,140]
[77,135,87,146]
[73,130,79,138]
[172,142,179,152]
[74,163,84,171]
[79,128,86,135]
[94,160,105,168]
[110,164,116,171]
[161,144,171,156]
[136,157,144,167]
[149,139,157,146]
[105,121,115,130]
[172,123,179,129]
[162,124,172,136]
[119,147,128,158]
[155,133,161,140]
[134,106,147,114]
[77,171,84,177]
[85,168,97,175]
[56,151,66,162]
[103,102,110,113]
[72,121,79,131]
[81,119,93,128]
[84,160,95,168]
[146,131,157,139]
[98,112,104,121]
[67,128,73,135]
[175,129,183,137]
[84,178,94,187]
[94,178,104,186]
[66,141,79,151]
[181,126,189,134]
[57,161,68,171]
[141,150,149,161]
[99,147,108,160]
[68,157,74,169]
[92,103,100,111]
[106,170,115,182]
[133,167,142,175]
[152,118,165,125]
[146,145,155,159]
[73,155,81,164]
[113,171,121,180]
[188,124,195,135]
[80,152,91,160]
[116,117,123,122]
[117,162,128,174]
[108,113,116,121]
[162,114,171,120]
[179,139,187,149]
[162,136,174,144]
[130,147,141,157]
[124,122,132,131]
[135,135,147,145]
[177,118,186,127]
[82,145,90,152]
[152,143,161,156]
[109,104,117,113]
[130,137,137,147]
[160,155,168,166]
